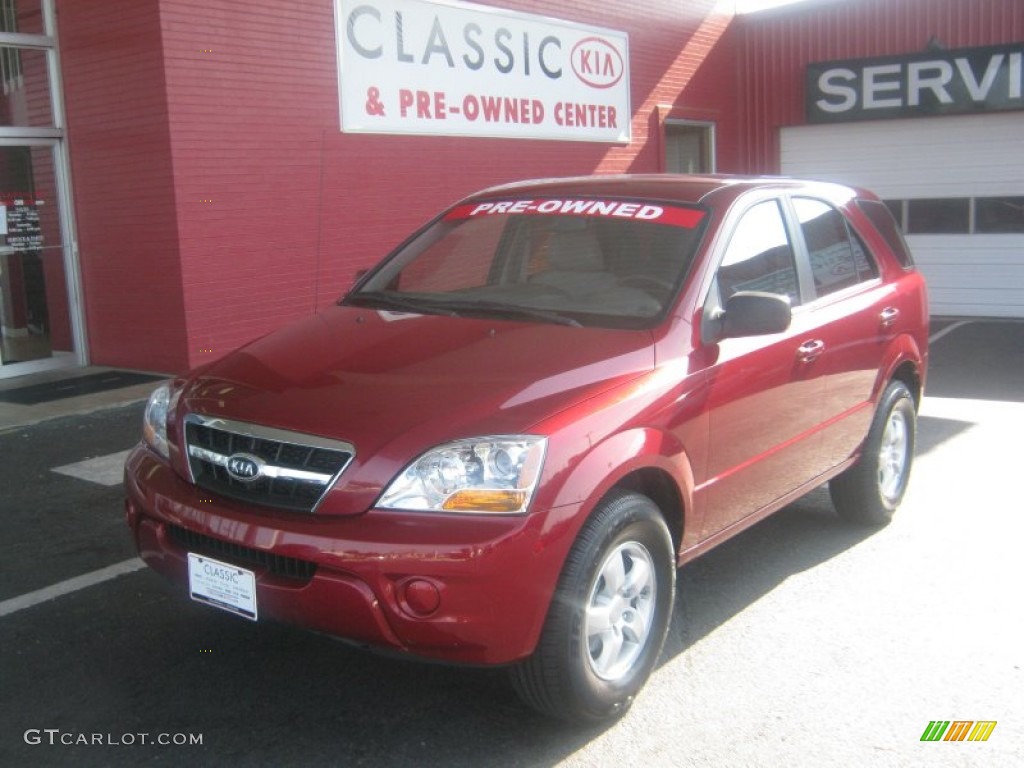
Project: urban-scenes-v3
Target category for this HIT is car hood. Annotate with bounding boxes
[176,306,654,512]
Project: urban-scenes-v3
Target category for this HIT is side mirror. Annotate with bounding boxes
[720,291,791,339]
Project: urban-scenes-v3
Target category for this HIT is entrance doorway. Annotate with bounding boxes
[0,0,83,377]
[664,121,715,174]
[0,142,74,367]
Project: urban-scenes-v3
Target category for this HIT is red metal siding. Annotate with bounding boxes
[146,0,740,370]
[59,0,189,372]
[737,0,1024,173]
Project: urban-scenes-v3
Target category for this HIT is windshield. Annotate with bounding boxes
[345,197,708,329]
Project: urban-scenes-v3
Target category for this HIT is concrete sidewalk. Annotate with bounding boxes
[0,366,166,434]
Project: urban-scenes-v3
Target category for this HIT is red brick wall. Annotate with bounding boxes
[59,0,188,373]
[150,0,740,371]
[64,0,1023,374]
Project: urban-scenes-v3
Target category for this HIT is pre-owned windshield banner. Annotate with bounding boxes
[335,0,631,142]
[446,199,706,228]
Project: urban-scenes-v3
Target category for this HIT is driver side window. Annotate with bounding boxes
[717,200,800,306]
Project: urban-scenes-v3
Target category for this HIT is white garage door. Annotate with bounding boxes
[781,112,1024,318]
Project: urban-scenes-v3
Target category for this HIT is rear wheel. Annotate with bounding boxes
[510,491,675,722]
[830,380,916,526]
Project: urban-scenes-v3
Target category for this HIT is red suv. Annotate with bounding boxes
[125,175,928,721]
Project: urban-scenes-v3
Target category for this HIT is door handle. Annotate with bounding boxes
[797,339,826,363]
[880,307,900,327]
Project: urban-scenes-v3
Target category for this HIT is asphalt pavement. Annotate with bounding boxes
[0,319,1021,767]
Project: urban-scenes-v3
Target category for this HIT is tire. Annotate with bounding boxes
[830,380,916,526]
[510,490,675,722]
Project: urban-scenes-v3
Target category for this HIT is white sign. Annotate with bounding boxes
[188,553,258,621]
[335,0,631,142]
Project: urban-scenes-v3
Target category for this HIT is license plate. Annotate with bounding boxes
[187,553,257,621]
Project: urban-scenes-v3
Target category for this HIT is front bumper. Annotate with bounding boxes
[124,445,580,665]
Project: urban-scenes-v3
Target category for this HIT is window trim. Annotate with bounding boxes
[663,120,717,174]
[882,195,1024,236]
[658,106,717,174]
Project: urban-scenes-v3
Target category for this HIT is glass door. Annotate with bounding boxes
[0,0,83,377]
[0,141,73,368]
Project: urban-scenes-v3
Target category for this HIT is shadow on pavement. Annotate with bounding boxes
[916,414,973,457]
[664,488,872,665]
[926,320,1024,403]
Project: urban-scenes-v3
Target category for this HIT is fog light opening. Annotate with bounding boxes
[401,579,442,617]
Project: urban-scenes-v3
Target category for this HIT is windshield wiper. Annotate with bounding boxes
[347,292,581,327]
[432,299,582,327]
[345,291,460,317]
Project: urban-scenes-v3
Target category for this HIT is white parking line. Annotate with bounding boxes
[51,449,132,487]
[929,319,970,344]
[0,558,146,618]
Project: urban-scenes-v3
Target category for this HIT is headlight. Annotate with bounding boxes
[378,436,547,514]
[142,382,173,459]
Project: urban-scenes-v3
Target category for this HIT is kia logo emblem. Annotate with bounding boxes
[226,454,262,482]
[571,37,624,89]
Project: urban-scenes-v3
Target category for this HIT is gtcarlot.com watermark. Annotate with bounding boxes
[24,729,203,747]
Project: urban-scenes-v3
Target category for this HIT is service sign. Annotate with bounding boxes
[807,43,1024,124]
[335,0,631,142]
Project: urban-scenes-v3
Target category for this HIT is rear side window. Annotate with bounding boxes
[857,199,915,268]
[793,198,878,298]
[717,200,800,306]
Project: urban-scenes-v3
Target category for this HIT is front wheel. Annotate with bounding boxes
[510,491,675,722]
[830,380,917,526]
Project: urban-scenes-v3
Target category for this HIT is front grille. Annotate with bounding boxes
[168,524,317,581]
[183,414,355,513]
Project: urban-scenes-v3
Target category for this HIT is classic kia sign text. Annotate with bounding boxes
[335,0,631,142]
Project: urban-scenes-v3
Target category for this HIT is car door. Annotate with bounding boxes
[699,197,835,539]
[788,196,897,468]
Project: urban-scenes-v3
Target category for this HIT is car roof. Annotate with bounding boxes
[464,174,868,208]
